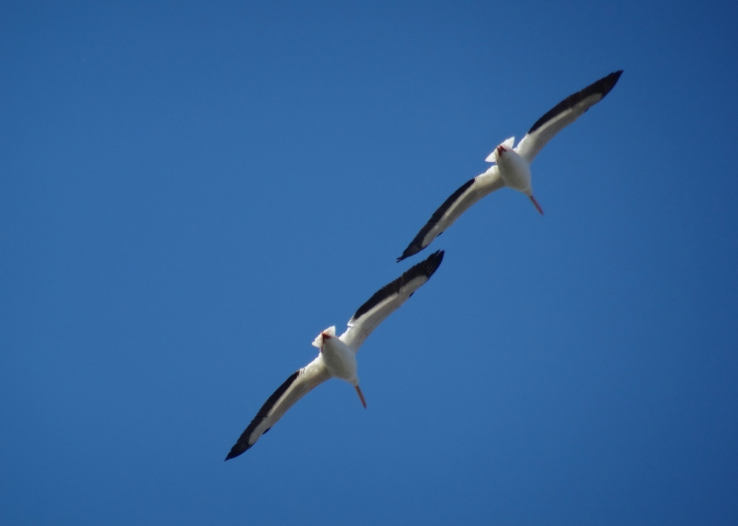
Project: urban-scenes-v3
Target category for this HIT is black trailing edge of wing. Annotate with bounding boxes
[398,179,475,262]
[527,70,623,135]
[353,250,445,321]
[225,370,301,460]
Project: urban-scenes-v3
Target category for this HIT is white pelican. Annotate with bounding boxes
[225,250,445,460]
[397,70,623,262]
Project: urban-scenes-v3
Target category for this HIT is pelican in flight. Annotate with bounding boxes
[225,250,445,460]
[397,70,622,262]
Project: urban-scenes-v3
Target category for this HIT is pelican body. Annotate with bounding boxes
[314,326,366,408]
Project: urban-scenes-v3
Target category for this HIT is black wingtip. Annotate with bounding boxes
[224,444,246,461]
[397,242,425,262]
[422,249,445,278]
[225,437,254,460]
[396,251,413,263]
[598,70,623,99]
[407,249,444,280]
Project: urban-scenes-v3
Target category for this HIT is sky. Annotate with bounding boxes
[2,1,737,524]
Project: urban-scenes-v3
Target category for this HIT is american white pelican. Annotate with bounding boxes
[225,250,445,460]
[397,71,623,262]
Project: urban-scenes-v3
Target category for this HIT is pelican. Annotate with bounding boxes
[225,250,445,459]
[397,70,622,262]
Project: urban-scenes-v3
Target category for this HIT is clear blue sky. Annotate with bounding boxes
[2,1,737,525]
